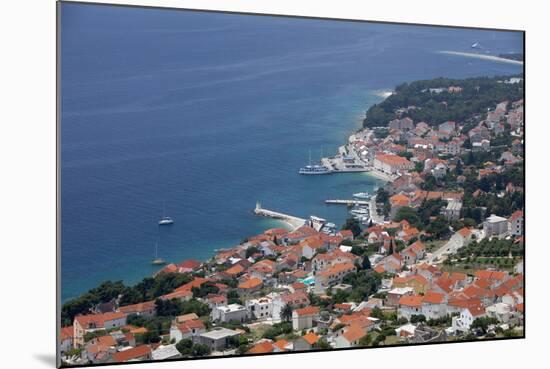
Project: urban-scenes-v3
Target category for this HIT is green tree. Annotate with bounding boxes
[246,246,260,258]
[191,343,211,357]
[342,218,362,238]
[410,314,427,323]
[281,304,293,323]
[359,333,372,346]
[175,339,193,355]
[362,256,372,270]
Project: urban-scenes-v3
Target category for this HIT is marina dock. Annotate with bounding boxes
[325,199,370,206]
[254,202,306,229]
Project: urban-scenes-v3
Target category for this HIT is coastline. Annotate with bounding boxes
[366,169,394,182]
[439,50,524,65]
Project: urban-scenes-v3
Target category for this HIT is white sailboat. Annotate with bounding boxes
[151,241,166,265]
[158,202,174,225]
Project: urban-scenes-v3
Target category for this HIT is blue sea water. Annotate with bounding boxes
[60,3,523,302]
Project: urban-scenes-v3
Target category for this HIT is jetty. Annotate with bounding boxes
[325,199,370,206]
[254,202,306,230]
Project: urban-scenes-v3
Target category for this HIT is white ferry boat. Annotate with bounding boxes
[299,164,332,175]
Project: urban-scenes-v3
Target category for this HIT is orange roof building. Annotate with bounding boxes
[301,332,320,346]
[374,153,414,175]
[111,345,151,363]
[118,300,156,316]
[398,295,424,308]
[238,277,263,292]
[248,340,275,354]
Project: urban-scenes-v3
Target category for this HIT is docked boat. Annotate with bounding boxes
[299,150,332,175]
[299,164,332,175]
[350,206,369,216]
[352,192,370,199]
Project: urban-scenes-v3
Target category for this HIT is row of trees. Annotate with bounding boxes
[61,272,196,326]
[457,238,523,258]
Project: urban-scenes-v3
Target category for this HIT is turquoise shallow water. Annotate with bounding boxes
[60,3,523,302]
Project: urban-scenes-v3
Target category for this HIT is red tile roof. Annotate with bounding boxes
[509,210,524,221]
[118,300,156,314]
[111,345,151,362]
[302,332,320,345]
[390,193,410,207]
[342,325,367,342]
[422,291,445,304]
[75,312,126,329]
[318,262,355,278]
[398,295,423,307]
[273,339,289,351]
[161,288,193,300]
[238,278,263,290]
[96,335,117,347]
[474,270,508,281]
[60,326,74,341]
[178,259,201,270]
[248,341,274,354]
[294,306,320,316]
[458,227,472,238]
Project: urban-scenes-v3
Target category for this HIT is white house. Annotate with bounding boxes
[421,292,447,320]
[395,323,417,337]
[451,305,485,333]
[314,262,356,294]
[508,210,524,236]
[397,295,424,320]
[211,304,248,323]
[292,306,320,331]
[117,301,157,319]
[334,326,367,348]
[483,214,509,238]
[73,312,127,348]
[486,303,512,323]
[169,319,205,343]
[246,296,273,320]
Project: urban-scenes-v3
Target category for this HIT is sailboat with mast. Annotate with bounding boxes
[298,149,332,175]
[151,240,166,265]
[158,202,174,225]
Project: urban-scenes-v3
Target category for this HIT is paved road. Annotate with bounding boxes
[369,195,384,224]
[426,237,463,264]
[426,229,483,264]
